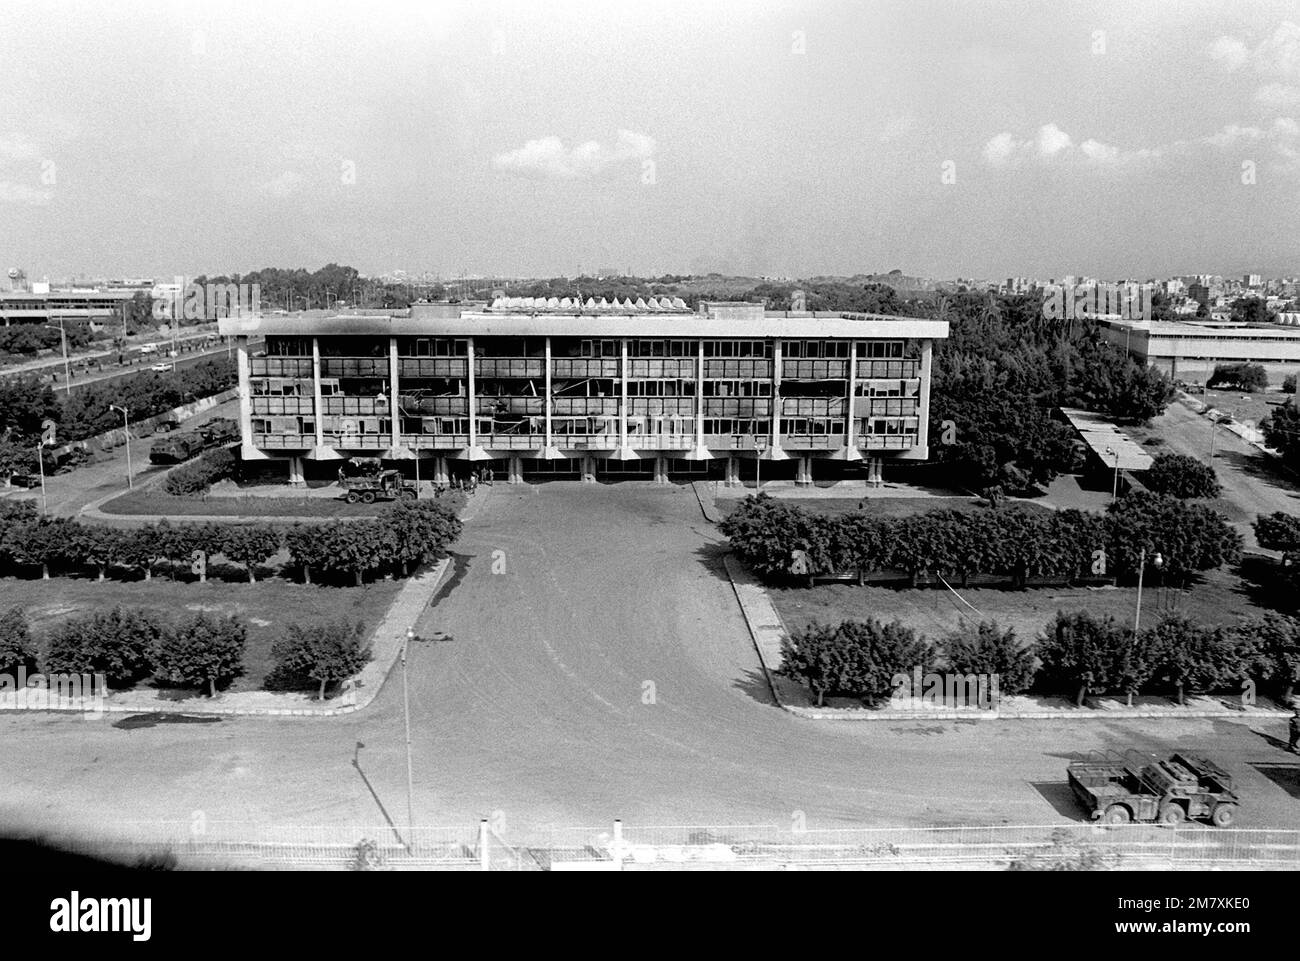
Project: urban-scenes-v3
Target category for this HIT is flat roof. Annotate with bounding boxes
[220,310,949,341]
[1102,318,1300,338]
[1059,408,1153,471]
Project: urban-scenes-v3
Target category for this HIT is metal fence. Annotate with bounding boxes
[19,821,1300,870]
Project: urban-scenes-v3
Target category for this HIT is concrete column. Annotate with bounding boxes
[845,339,858,451]
[389,336,401,448]
[655,456,669,484]
[467,336,477,447]
[620,337,629,450]
[288,455,305,487]
[434,456,449,485]
[770,339,783,452]
[235,335,253,448]
[916,339,933,452]
[797,454,813,486]
[508,455,523,484]
[695,340,706,449]
[312,336,325,449]
[581,454,596,483]
[868,455,884,487]
[725,455,739,487]
[544,336,553,450]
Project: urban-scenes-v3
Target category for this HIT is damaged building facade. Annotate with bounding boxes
[217,297,949,485]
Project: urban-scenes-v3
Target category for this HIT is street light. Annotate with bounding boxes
[43,317,70,395]
[1133,548,1163,639]
[754,435,768,490]
[1104,446,1120,500]
[109,404,133,489]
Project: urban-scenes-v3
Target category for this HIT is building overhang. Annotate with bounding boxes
[453,445,492,462]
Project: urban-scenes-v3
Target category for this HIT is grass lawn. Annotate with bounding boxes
[721,496,1054,520]
[769,565,1267,644]
[98,489,465,519]
[0,574,403,694]
[1195,386,1288,430]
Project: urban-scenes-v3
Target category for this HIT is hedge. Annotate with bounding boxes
[780,610,1292,706]
[720,493,1241,587]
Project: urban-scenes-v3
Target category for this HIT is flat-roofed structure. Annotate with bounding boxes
[0,288,135,325]
[1059,407,1153,471]
[1100,317,1300,381]
[218,299,948,486]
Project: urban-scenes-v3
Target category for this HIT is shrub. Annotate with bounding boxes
[1034,611,1128,705]
[163,447,237,496]
[940,620,1036,695]
[2,517,77,579]
[216,524,281,583]
[0,606,36,675]
[1235,611,1300,702]
[152,613,247,697]
[1141,453,1221,499]
[1207,362,1267,392]
[1284,373,1296,394]
[44,607,163,688]
[266,620,371,700]
[779,618,935,706]
[1143,614,1247,704]
[379,500,462,574]
[1105,492,1241,584]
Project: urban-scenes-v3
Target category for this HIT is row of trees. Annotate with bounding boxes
[163,448,237,495]
[720,493,1241,587]
[782,610,1300,707]
[0,358,236,479]
[0,605,370,699]
[0,499,462,585]
[0,319,96,358]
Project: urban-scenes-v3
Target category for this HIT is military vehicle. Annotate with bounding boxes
[1068,752,1240,827]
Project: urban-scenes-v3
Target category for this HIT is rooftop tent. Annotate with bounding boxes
[597,298,609,309]
[635,298,649,310]
[671,297,687,309]
[584,298,597,309]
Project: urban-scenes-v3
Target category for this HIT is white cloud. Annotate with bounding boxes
[1255,82,1300,107]
[878,115,917,143]
[0,181,53,205]
[262,170,304,198]
[1208,35,1250,71]
[492,129,655,179]
[0,133,45,162]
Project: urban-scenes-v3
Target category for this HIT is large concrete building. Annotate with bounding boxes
[1099,317,1300,381]
[218,298,949,486]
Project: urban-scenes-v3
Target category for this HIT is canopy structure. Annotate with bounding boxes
[1059,408,1153,471]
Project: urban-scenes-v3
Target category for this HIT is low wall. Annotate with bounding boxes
[58,388,238,457]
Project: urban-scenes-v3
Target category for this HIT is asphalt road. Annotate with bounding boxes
[2,483,1297,846]
[1142,398,1300,549]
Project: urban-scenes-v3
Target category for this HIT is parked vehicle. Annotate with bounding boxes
[339,469,417,504]
[1068,752,1240,827]
[150,362,174,372]
[139,343,159,355]
[197,417,240,445]
[149,432,208,464]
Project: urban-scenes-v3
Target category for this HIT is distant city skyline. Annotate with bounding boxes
[2,0,1299,280]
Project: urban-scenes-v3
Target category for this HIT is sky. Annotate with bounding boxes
[1,0,1299,282]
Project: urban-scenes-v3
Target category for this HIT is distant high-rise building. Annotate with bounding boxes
[1244,273,1262,287]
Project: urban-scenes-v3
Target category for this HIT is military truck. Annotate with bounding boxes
[339,469,417,504]
[150,431,208,464]
[1068,752,1240,827]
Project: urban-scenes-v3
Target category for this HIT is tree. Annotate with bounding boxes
[0,606,36,675]
[833,618,937,704]
[1254,511,1300,557]
[267,620,371,700]
[284,523,322,583]
[44,606,162,688]
[3,517,76,579]
[1142,453,1221,499]
[1035,611,1125,706]
[941,620,1036,695]
[1262,402,1300,468]
[1284,374,1297,394]
[152,613,247,697]
[217,524,281,583]
[1230,296,1274,327]
[1236,611,1300,702]
[380,500,462,575]
[778,622,848,707]
[1105,492,1241,584]
[1144,614,1246,705]
[72,523,130,581]
[1207,362,1267,392]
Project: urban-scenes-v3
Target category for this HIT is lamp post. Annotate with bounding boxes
[754,435,767,490]
[401,625,416,849]
[43,317,70,395]
[1105,446,1120,501]
[109,404,133,489]
[1133,548,1163,639]
[36,439,47,516]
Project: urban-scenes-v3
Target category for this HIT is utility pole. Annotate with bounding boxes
[110,404,133,489]
[44,316,70,394]
[401,625,416,850]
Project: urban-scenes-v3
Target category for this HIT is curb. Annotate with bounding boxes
[721,552,782,706]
